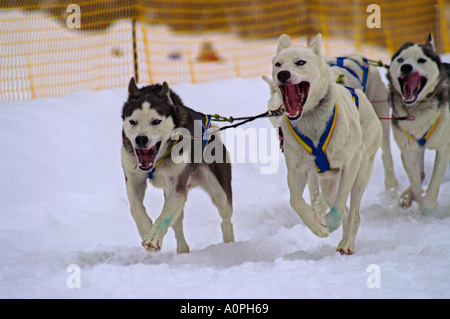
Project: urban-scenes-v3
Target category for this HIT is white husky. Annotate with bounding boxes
[271,34,382,254]
[264,53,397,193]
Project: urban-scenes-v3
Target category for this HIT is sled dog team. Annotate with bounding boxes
[121,33,450,255]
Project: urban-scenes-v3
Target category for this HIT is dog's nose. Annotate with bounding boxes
[135,135,149,148]
[400,64,413,75]
[277,70,291,83]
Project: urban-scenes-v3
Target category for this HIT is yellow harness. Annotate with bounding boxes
[286,105,337,173]
[400,115,440,146]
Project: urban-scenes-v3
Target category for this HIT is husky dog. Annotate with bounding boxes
[387,34,450,214]
[271,34,382,254]
[264,53,398,192]
[121,78,234,253]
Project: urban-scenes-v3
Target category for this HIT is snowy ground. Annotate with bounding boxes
[1,68,450,298]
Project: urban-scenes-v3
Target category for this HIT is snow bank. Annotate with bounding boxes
[1,73,449,298]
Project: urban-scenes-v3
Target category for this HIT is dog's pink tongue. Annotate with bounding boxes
[402,72,421,101]
[136,148,154,169]
[279,84,302,118]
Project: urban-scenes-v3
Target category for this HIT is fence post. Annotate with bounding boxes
[132,2,139,83]
[141,23,153,84]
[436,0,449,53]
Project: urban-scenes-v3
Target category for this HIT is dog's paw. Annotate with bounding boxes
[399,188,414,208]
[325,207,341,232]
[221,221,235,244]
[142,238,161,252]
[420,196,438,215]
[142,232,163,252]
[177,242,190,254]
[336,239,355,255]
[303,213,329,238]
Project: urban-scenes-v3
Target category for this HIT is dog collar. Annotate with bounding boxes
[286,104,337,173]
[399,115,440,146]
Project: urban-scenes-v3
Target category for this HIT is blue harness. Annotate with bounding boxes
[286,86,360,173]
[399,115,441,146]
[343,86,359,109]
[328,57,370,93]
[200,114,213,149]
[286,105,337,173]
[187,109,213,149]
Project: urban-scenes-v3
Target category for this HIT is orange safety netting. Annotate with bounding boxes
[1,0,448,102]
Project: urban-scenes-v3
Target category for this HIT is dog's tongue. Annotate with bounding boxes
[279,83,304,119]
[402,72,421,101]
[136,147,156,170]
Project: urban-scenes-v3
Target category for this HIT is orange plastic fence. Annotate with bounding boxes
[1,0,448,102]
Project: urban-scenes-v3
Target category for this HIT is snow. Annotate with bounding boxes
[1,66,450,298]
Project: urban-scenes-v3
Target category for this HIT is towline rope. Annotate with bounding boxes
[208,106,284,132]
[207,103,413,134]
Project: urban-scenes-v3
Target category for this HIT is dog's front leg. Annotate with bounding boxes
[372,100,398,192]
[400,149,425,210]
[142,184,187,252]
[308,172,326,216]
[421,147,450,214]
[288,169,329,237]
[399,148,425,208]
[326,150,361,233]
[124,171,154,240]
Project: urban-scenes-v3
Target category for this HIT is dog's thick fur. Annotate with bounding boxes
[272,34,382,254]
[387,34,450,214]
[264,54,398,192]
[121,78,234,253]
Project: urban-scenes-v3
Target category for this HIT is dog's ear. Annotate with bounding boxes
[128,77,140,98]
[262,75,277,94]
[158,81,174,106]
[277,34,292,53]
[308,33,322,54]
[425,33,435,52]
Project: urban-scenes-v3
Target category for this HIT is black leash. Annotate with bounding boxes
[206,104,413,136]
[209,106,284,132]
[366,58,390,69]
[214,111,271,131]
[379,115,415,121]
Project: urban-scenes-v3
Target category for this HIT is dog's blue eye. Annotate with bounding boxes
[295,60,306,66]
[151,119,162,125]
[397,58,404,63]
[418,58,426,64]
[129,120,138,126]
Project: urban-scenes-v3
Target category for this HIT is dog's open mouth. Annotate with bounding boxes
[398,72,427,105]
[135,141,161,172]
[279,82,310,120]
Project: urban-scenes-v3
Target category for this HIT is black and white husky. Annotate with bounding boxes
[121,78,234,253]
[387,34,450,214]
